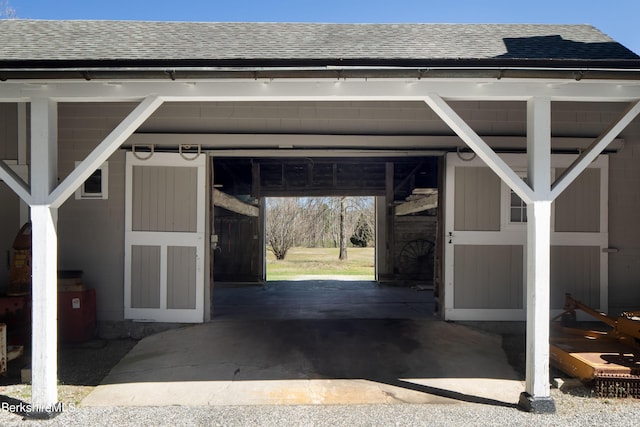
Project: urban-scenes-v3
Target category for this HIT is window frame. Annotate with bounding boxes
[75,161,109,200]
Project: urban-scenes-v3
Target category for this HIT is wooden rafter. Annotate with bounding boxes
[213,188,259,217]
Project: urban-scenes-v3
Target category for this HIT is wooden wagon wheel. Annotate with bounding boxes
[399,239,434,279]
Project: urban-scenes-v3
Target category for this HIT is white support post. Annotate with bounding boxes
[29,205,59,413]
[520,97,555,413]
[29,97,60,415]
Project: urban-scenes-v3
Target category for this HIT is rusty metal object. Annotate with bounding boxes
[0,323,24,376]
[550,294,640,398]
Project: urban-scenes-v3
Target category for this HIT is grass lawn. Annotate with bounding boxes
[266,246,375,281]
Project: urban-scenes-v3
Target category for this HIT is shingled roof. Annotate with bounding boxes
[0,20,638,79]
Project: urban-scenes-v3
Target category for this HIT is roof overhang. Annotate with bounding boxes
[2,58,640,81]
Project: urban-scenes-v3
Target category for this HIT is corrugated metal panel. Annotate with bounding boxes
[454,245,523,309]
[131,245,160,309]
[555,168,600,232]
[454,167,501,231]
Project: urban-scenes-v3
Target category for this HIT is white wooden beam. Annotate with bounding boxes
[2,79,640,103]
[48,95,164,208]
[29,97,59,413]
[0,160,31,204]
[527,97,552,199]
[424,94,535,203]
[551,100,640,200]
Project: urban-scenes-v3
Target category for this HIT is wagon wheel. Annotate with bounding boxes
[399,239,434,280]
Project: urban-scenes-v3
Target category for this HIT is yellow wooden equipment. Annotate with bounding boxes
[550,294,640,398]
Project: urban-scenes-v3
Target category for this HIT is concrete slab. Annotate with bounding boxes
[212,281,436,320]
[83,318,524,407]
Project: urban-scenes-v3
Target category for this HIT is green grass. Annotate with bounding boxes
[266,246,375,281]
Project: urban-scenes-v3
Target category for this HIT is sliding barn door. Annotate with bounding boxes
[124,152,206,322]
[443,153,608,321]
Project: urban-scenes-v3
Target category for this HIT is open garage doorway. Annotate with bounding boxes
[265,196,376,282]
[210,156,441,320]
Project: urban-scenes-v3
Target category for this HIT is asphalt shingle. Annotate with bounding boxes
[0,20,637,64]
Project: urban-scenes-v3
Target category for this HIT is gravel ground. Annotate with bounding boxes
[0,332,638,426]
[0,395,638,427]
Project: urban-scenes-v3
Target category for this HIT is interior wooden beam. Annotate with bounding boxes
[395,193,438,216]
[213,188,259,217]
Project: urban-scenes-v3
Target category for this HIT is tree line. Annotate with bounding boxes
[266,197,375,261]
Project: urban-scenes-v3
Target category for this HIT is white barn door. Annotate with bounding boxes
[444,153,608,321]
[124,152,206,322]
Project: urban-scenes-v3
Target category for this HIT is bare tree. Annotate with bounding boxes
[339,196,348,260]
[0,0,16,18]
[265,198,300,260]
[265,196,376,260]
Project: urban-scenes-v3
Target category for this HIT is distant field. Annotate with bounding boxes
[266,247,375,281]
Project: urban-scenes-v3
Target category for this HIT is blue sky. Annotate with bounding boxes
[7,0,640,54]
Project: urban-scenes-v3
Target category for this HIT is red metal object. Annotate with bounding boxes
[58,289,96,344]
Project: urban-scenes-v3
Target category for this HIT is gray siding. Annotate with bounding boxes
[58,103,133,321]
[0,187,19,293]
[0,104,20,293]
[454,167,501,231]
[130,245,160,309]
[132,166,197,233]
[454,245,524,309]
[167,246,196,309]
[607,115,640,315]
[39,99,640,322]
[550,246,600,309]
[0,103,18,160]
[555,168,600,232]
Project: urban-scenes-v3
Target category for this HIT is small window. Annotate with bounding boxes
[75,162,108,200]
[501,172,530,230]
[509,183,527,223]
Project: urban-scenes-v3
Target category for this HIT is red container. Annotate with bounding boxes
[58,289,96,343]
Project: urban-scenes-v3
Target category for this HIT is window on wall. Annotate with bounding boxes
[75,162,108,200]
[501,172,534,230]
[509,181,527,223]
